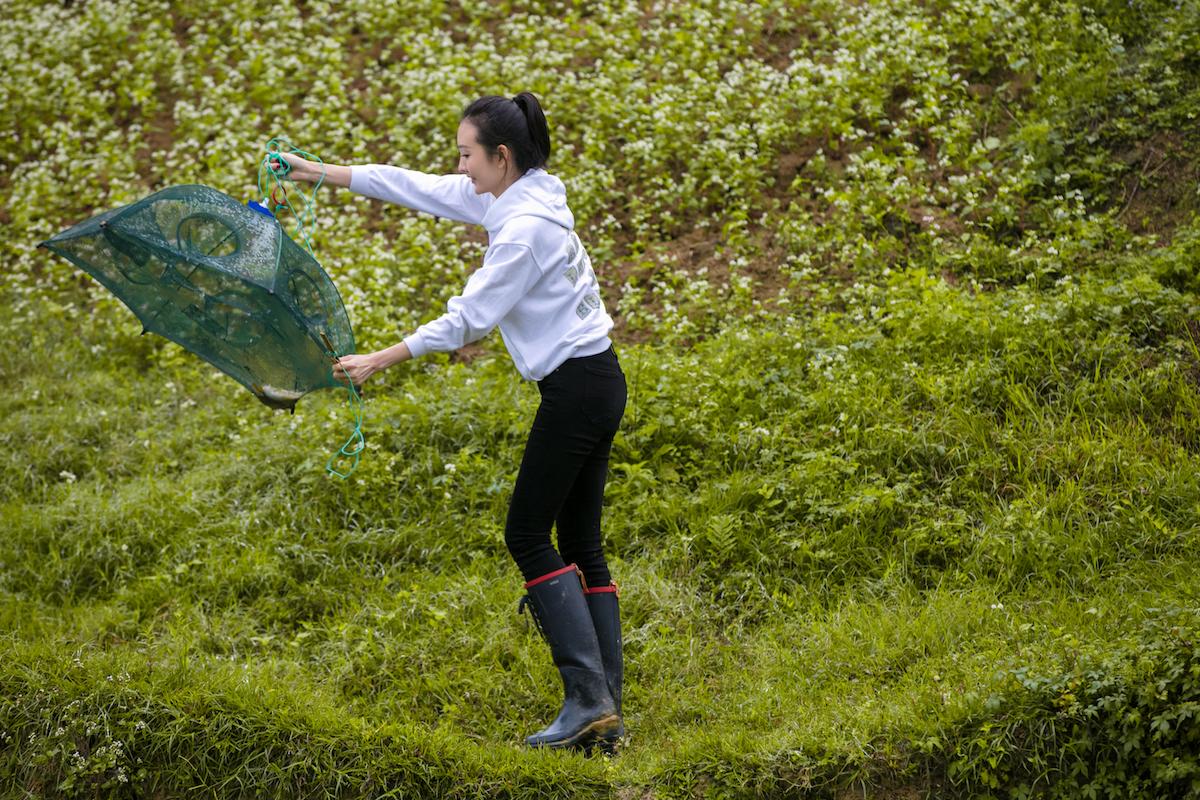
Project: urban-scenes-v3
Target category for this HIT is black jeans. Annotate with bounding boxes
[505,345,627,587]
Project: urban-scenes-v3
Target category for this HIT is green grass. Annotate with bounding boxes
[4,0,1200,796]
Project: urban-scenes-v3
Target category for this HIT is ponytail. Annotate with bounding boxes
[462,92,552,174]
[511,92,551,170]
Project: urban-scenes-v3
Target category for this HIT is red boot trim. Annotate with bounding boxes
[524,563,580,589]
[584,581,620,597]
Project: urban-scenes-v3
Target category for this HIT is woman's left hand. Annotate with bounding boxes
[332,352,381,388]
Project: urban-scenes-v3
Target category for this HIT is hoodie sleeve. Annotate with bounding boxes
[403,243,544,358]
[349,164,492,225]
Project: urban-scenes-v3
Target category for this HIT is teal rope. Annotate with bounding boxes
[257,136,364,479]
[326,365,365,479]
[258,137,325,255]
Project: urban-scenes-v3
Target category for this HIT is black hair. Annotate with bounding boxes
[461,92,551,175]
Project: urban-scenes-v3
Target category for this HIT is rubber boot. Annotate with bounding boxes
[585,583,624,754]
[518,564,619,750]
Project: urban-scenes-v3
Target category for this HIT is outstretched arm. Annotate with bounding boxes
[276,153,491,225]
[331,243,543,387]
[332,341,411,388]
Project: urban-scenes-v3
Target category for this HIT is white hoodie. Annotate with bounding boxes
[348,164,614,381]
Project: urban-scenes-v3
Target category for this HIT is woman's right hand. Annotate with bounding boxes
[270,152,353,188]
[273,152,321,183]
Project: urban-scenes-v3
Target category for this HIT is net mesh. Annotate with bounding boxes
[40,184,355,410]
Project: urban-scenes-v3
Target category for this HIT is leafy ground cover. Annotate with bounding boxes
[2,0,1200,797]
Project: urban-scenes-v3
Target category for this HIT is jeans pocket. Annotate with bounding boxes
[581,364,627,432]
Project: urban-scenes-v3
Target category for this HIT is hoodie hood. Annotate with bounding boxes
[481,168,574,234]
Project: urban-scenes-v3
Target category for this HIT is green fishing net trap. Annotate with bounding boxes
[40,184,355,409]
[39,146,366,476]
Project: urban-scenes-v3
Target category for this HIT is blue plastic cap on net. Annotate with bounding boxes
[247,200,275,217]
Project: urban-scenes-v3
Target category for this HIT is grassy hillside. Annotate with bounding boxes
[3,0,1200,797]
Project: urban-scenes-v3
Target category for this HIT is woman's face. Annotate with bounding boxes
[457,119,514,196]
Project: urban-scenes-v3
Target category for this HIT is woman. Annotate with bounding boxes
[279,92,626,753]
